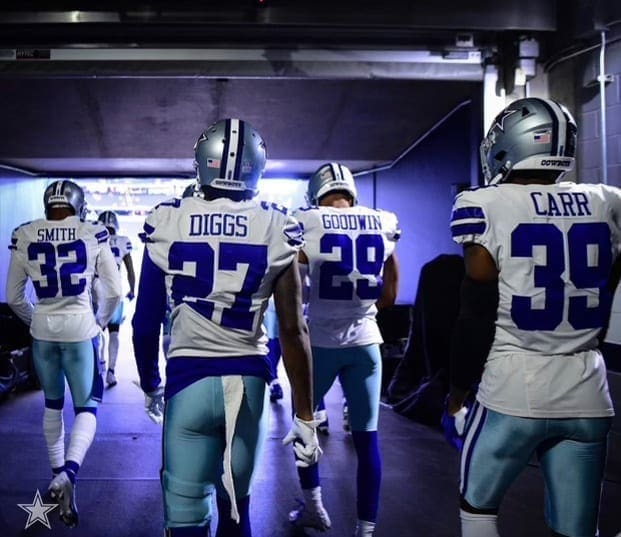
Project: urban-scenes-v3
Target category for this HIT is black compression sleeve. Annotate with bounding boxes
[450,276,499,391]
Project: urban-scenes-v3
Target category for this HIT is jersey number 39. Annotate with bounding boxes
[511,222,612,331]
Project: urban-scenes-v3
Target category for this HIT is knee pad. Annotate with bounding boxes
[162,470,214,526]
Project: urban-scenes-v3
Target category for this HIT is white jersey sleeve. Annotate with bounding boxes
[294,205,400,347]
[143,197,303,358]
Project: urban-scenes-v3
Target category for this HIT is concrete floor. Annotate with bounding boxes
[0,328,620,537]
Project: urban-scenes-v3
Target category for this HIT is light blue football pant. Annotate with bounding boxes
[312,344,382,431]
[108,300,125,326]
[460,403,612,537]
[32,337,103,409]
[162,375,269,528]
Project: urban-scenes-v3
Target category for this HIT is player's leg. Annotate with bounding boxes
[266,337,283,402]
[338,344,382,537]
[162,377,223,536]
[32,340,67,477]
[289,345,337,530]
[50,337,101,527]
[214,376,269,537]
[314,397,329,434]
[459,405,546,537]
[538,417,612,537]
[106,299,123,386]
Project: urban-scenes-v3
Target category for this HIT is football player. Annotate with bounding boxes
[6,180,121,527]
[96,210,135,386]
[290,162,400,537]
[131,118,320,537]
[447,97,619,537]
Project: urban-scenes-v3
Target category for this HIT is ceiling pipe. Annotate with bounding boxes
[598,30,608,185]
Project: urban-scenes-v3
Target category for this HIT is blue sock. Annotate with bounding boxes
[352,430,382,522]
[52,465,65,476]
[64,460,80,484]
[297,463,320,489]
[216,495,250,537]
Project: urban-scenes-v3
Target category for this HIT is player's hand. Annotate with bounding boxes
[441,395,468,451]
[126,291,135,301]
[283,415,322,467]
[144,387,164,424]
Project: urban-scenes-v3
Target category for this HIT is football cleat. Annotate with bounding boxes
[106,369,117,387]
[288,498,332,531]
[48,471,78,527]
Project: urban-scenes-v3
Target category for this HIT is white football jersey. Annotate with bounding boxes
[143,196,303,358]
[6,216,121,342]
[108,234,133,268]
[294,205,400,347]
[451,181,620,417]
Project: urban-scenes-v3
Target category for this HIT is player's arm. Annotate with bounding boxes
[94,244,123,328]
[131,248,167,394]
[274,257,314,422]
[122,252,136,299]
[297,249,310,306]
[376,252,399,310]
[599,253,621,345]
[6,250,34,326]
[447,243,499,415]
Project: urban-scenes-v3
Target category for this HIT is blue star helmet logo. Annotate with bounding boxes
[491,108,519,133]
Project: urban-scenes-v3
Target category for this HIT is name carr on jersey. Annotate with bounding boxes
[321,213,382,231]
[530,191,592,217]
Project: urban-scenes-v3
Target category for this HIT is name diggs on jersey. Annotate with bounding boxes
[530,191,592,217]
[189,213,248,237]
[321,213,382,231]
[37,227,77,241]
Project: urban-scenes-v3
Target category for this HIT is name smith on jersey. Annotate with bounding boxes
[37,227,77,241]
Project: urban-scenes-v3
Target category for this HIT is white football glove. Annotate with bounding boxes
[144,386,165,425]
[282,415,323,468]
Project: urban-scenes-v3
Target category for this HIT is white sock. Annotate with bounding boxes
[43,408,65,469]
[355,519,376,536]
[66,412,97,466]
[108,331,120,371]
[460,509,499,537]
[303,486,324,508]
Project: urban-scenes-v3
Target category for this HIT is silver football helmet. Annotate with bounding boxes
[306,162,358,206]
[193,118,266,196]
[98,210,119,231]
[43,180,87,219]
[480,97,577,185]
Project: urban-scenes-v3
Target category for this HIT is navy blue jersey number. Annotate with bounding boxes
[168,241,268,331]
[28,240,88,298]
[510,222,612,331]
[318,233,384,300]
